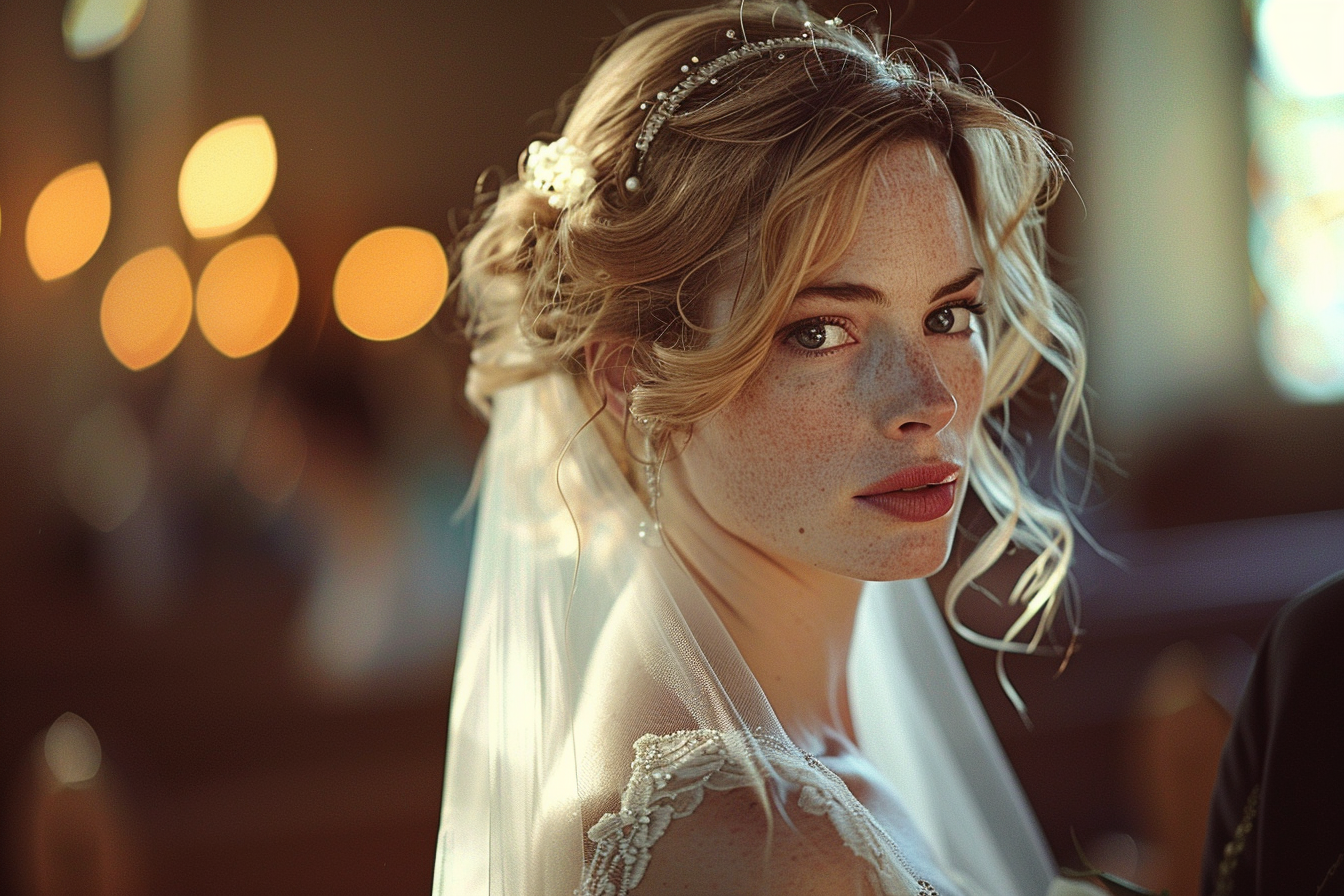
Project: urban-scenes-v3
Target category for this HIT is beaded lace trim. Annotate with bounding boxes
[578,728,934,896]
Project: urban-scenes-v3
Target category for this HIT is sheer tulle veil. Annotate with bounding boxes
[432,371,1057,895]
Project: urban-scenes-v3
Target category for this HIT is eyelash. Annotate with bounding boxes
[943,298,988,316]
[779,299,989,356]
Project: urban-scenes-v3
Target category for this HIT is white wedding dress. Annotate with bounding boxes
[582,728,941,894]
[433,373,1093,896]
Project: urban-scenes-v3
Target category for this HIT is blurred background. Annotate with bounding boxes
[1,0,1341,893]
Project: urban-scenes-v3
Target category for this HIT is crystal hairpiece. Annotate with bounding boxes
[626,26,856,191]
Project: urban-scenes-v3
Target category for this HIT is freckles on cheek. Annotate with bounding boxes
[743,372,849,458]
[765,393,862,518]
[929,342,987,417]
[953,357,988,417]
[709,372,843,520]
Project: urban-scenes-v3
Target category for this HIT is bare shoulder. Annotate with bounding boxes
[632,784,878,896]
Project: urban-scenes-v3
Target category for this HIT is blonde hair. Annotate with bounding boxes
[456,1,1089,709]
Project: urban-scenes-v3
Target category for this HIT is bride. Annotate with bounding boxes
[434,3,1093,894]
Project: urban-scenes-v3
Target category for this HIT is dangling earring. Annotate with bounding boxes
[633,410,663,546]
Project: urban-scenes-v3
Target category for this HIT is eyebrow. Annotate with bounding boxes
[793,267,983,307]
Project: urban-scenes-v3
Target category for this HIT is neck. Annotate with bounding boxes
[657,459,863,754]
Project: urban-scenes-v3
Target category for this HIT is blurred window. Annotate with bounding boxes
[1249,0,1344,401]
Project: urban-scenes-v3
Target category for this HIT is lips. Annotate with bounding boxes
[855,462,961,523]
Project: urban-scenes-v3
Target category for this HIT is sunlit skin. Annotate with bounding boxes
[592,140,988,887]
[661,139,986,749]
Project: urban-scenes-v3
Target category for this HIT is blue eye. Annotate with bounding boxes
[789,320,850,351]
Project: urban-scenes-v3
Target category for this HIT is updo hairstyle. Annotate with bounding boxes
[455,1,1089,694]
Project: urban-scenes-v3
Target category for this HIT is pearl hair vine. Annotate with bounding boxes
[521,19,917,205]
[625,18,875,192]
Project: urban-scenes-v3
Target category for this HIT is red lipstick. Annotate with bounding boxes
[855,462,960,523]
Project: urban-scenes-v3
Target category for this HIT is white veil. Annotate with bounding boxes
[432,371,1058,895]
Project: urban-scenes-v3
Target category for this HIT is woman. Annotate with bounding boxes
[435,3,1091,894]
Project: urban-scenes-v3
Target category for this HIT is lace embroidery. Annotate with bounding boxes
[794,772,931,894]
[580,730,752,896]
[579,729,935,896]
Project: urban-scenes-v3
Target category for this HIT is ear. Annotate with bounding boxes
[584,341,638,422]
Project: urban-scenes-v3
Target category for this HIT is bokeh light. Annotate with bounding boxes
[62,0,147,59]
[333,227,448,341]
[196,234,300,358]
[100,246,193,370]
[1256,0,1344,99]
[1248,9,1344,401]
[58,402,151,532]
[178,116,277,239]
[25,162,111,281]
[43,713,103,786]
[1259,304,1344,401]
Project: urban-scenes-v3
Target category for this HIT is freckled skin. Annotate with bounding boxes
[679,140,987,583]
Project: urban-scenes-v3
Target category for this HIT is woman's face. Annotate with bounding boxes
[678,140,987,582]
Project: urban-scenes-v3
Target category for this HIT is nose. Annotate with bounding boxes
[877,347,959,438]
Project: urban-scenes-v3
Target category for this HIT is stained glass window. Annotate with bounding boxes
[1248,0,1344,401]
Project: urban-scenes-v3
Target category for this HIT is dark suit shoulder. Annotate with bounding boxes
[1261,572,1344,686]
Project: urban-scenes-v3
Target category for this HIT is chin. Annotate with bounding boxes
[842,489,969,582]
[815,524,958,584]
[856,550,953,584]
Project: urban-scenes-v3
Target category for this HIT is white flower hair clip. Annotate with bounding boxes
[523,137,598,210]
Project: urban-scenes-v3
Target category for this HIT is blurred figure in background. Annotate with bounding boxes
[1202,572,1344,895]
